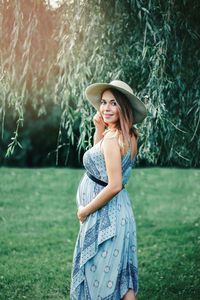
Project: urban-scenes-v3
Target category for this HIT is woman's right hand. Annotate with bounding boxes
[93,112,105,132]
[77,205,88,224]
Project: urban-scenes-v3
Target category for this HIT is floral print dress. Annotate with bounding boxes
[70,138,138,299]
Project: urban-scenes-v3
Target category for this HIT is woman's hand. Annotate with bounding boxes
[93,112,105,132]
[77,205,88,224]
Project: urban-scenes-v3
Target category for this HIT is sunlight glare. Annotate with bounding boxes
[47,0,62,9]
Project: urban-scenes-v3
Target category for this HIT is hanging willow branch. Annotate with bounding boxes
[0,0,199,167]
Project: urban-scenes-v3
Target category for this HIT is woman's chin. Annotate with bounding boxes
[104,118,114,123]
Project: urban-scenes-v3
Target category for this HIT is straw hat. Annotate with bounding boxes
[85,80,147,124]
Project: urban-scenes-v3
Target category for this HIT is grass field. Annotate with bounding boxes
[0,167,199,300]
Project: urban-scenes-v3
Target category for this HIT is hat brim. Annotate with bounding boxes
[85,83,147,124]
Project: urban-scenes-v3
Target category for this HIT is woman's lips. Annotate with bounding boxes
[104,114,113,118]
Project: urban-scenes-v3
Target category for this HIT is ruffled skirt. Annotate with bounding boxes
[70,174,138,299]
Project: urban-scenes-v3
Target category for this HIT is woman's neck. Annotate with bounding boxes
[108,123,117,130]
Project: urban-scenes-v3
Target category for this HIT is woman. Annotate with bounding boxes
[70,80,147,300]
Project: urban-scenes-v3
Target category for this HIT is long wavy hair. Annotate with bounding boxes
[101,88,139,149]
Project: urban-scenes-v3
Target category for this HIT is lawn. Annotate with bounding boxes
[0,167,199,299]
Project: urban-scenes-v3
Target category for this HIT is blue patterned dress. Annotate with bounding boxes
[70,138,138,299]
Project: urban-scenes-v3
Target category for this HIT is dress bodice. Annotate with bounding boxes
[83,139,136,186]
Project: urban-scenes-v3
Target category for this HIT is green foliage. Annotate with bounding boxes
[0,167,199,299]
[0,0,199,167]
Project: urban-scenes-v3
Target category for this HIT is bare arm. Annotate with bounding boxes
[93,130,104,145]
[78,134,123,223]
[93,112,105,145]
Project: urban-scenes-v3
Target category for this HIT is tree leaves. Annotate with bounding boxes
[0,0,199,167]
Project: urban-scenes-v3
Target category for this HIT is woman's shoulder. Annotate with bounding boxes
[101,130,120,155]
[103,129,119,139]
[102,130,120,147]
[101,129,137,158]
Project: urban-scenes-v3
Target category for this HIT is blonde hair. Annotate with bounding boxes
[101,88,139,149]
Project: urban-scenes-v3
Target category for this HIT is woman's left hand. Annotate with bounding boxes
[77,205,88,224]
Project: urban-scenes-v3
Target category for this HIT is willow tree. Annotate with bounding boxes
[0,0,199,167]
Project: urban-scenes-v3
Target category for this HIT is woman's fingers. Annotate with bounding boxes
[80,216,86,223]
[77,206,88,224]
[93,112,105,129]
[93,112,101,123]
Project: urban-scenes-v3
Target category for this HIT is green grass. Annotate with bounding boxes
[0,167,199,300]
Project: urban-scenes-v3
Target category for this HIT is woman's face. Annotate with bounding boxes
[100,90,119,127]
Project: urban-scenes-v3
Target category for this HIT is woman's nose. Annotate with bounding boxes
[104,103,111,110]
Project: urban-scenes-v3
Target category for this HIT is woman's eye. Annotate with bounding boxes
[100,100,116,106]
[101,100,106,105]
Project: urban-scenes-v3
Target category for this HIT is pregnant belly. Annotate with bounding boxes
[76,173,104,207]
